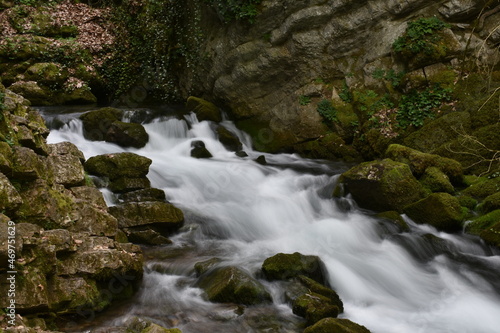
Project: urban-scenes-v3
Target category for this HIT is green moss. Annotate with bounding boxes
[457,195,477,210]
[262,252,326,284]
[297,275,344,312]
[462,177,500,198]
[185,96,222,122]
[466,210,500,235]
[404,192,464,231]
[479,220,500,248]
[479,192,500,214]
[293,132,361,162]
[419,166,455,194]
[376,210,410,232]
[292,292,339,326]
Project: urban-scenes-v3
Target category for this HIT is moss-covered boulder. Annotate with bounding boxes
[59,84,97,105]
[478,220,500,248]
[419,166,455,194]
[404,193,464,231]
[303,317,371,333]
[292,292,339,326]
[109,201,184,230]
[8,80,52,106]
[216,125,242,151]
[185,96,222,122]
[462,177,500,199]
[261,252,327,285]
[84,152,152,180]
[403,112,471,153]
[123,227,172,245]
[294,132,362,162]
[376,211,410,232]
[479,192,500,213]
[108,176,151,193]
[340,159,427,212]
[106,121,149,148]
[0,172,22,213]
[434,123,500,176]
[79,107,124,141]
[23,62,69,87]
[191,140,213,158]
[195,266,272,305]
[385,144,463,184]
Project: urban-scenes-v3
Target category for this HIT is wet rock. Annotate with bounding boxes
[480,192,500,213]
[419,166,455,194]
[404,192,465,231]
[80,107,124,141]
[385,144,463,185]
[48,146,86,187]
[296,275,344,312]
[292,292,339,326]
[123,227,172,245]
[194,257,222,276]
[235,150,248,157]
[376,211,410,232]
[262,252,327,285]
[108,177,151,193]
[119,188,167,203]
[303,317,371,333]
[109,201,184,231]
[216,125,242,151]
[190,140,213,159]
[70,186,107,208]
[255,155,267,165]
[340,159,427,213]
[462,177,500,199]
[195,266,272,305]
[185,96,222,122]
[84,153,152,180]
[24,63,69,88]
[106,121,149,148]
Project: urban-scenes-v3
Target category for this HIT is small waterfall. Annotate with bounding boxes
[45,108,500,333]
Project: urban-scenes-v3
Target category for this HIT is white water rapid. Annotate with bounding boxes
[44,107,500,333]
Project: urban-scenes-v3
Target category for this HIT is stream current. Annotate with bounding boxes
[43,106,500,333]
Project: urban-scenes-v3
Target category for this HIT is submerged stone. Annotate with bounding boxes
[216,125,243,151]
[292,292,339,326]
[303,317,371,333]
[262,252,327,285]
[195,266,272,305]
[191,140,213,158]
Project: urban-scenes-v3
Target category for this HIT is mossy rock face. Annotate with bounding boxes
[462,177,500,198]
[0,171,23,213]
[108,176,151,193]
[216,125,242,151]
[185,96,222,122]
[292,292,339,326]
[261,252,327,285]
[434,123,500,176]
[84,152,152,180]
[404,193,464,231]
[123,227,172,245]
[0,35,53,61]
[303,317,371,333]
[341,159,427,212]
[479,220,500,248]
[403,112,471,153]
[480,192,500,213]
[195,266,272,305]
[293,132,362,162]
[420,166,455,194]
[296,275,343,312]
[8,80,53,106]
[385,144,463,184]
[105,121,149,148]
[79,107,124,141]
[24,62,69,87]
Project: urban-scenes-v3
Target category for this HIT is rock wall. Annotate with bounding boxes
[0,83,143,331]
[189,0,500,152]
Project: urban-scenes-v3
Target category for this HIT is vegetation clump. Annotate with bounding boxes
[204,0,263,23]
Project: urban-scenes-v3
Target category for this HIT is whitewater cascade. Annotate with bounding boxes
[45,107,500,333]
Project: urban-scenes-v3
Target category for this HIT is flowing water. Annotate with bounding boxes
[43,106,500,333]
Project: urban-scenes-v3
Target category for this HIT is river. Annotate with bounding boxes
[42,106,500,333]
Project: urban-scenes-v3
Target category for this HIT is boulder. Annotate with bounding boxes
[296,275,344,312]
[190,140,213,158]
[11,146,47,180]
[465,210,500,237]
[195,266,272,305]
[68,202,118,236]
[79,107,124,141]
[255,155,267,165]
[105,121,149,148]
[303,317,371,333]
[59,85,97,105]
[462,177,500,199]
[479,220,500,248]
[404,193,464,231]
[122,227,172,245]
[48,152,85,188]
[119,188,167,203]
[419,166,455,194]
[109,201,184,230]
[294,132,362,162]
[194,258,222,276]
[108,176,151,193]
[340,159,427,212]
[70,186,107,208]
[216,125,242,151]
[185,96,222,122]
[8,81,53,106]
[292,292,339,326]
[262,252,327,285]
[0,142,13,174]
[480,192,500,213]
[84,153,152,180]
[385,144,463,185]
